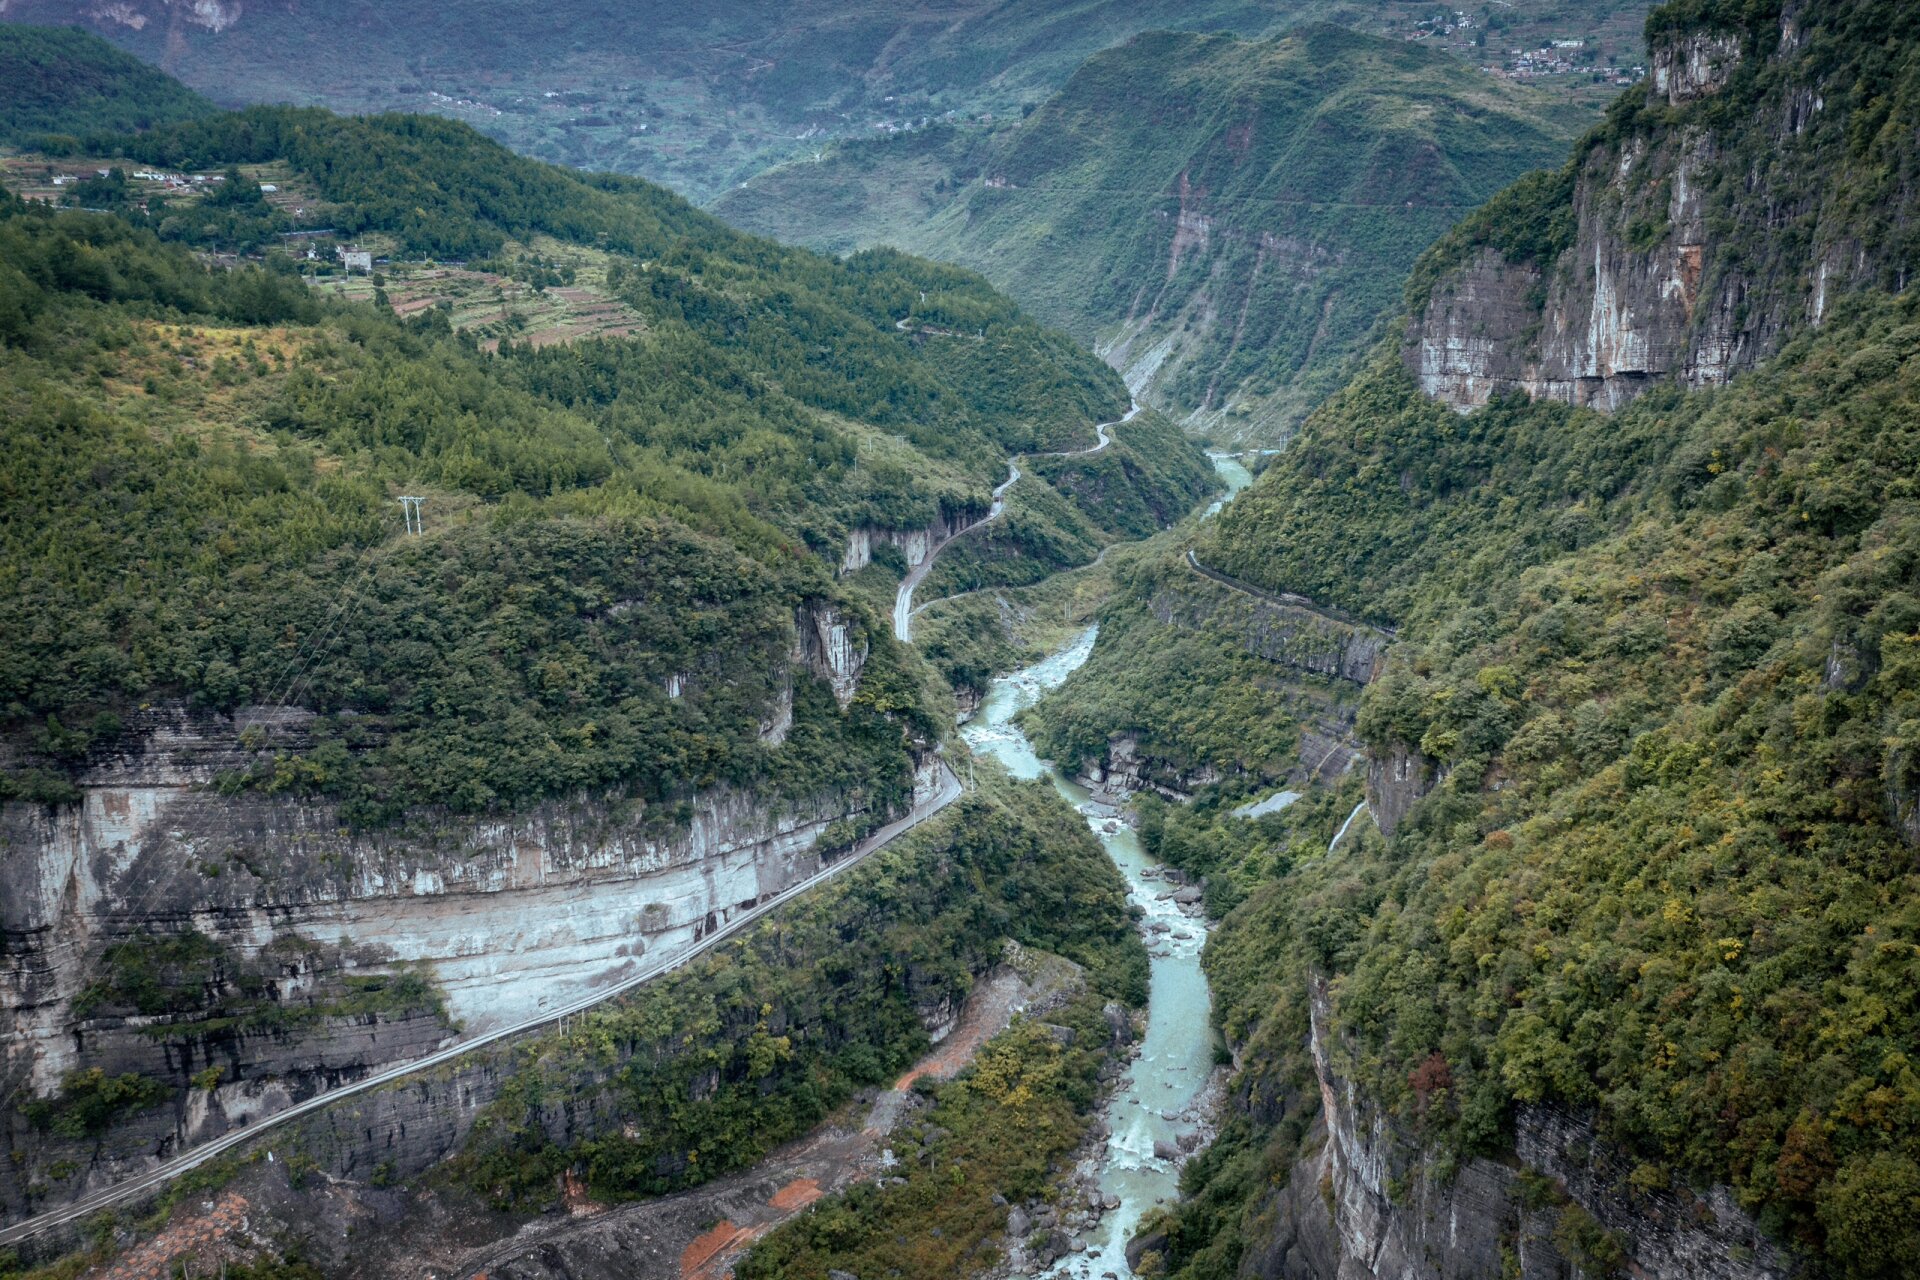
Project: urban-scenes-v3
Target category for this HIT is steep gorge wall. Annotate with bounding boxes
[1407,6,1905,413]
[1221,9,1920,1275]
[0,602,915,1224]
[1235,982,1788,1280]
[1150,578,1388,686]
[839,512,965,576]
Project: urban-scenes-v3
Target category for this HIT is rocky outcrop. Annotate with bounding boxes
[69,0,244,34]
[1407,11,1901,414]
[1364,742,1440,838]
[839,513,962,576]
[1651,30,1743,105]
[0,605,905,1224]
[1407,122,1755,411]
[1076,733,1222,803]
[792,600,867,710]
[1235,980,1788,1280]
[1149,579,1387,685]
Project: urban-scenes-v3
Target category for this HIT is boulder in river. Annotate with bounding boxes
[1153,1138,1183,1161]
[1174,885,1204,905]
[1127,1229,1170,1272]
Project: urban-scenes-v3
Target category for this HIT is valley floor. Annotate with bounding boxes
[364,964,1071,1280]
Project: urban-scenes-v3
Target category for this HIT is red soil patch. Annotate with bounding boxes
[768,1177,822,1211]
[893,970,1024,1092]
[680,1220,753,1280]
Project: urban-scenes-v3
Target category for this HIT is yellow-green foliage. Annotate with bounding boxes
[444,779,1145,1208]
[1180,290,1920,1275]
[738,998,1119,1280]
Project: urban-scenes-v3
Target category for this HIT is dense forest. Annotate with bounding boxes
[1044,1,1920,1272]
[0,25,214,146]
[1173,295,1920,1275]
[0,93,1211,820]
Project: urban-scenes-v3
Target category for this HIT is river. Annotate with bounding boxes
[953,450,1254,1277]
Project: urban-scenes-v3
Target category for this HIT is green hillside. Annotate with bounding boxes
[717,27,1591,442]
[0,100,1210,824]
[1014,1,1920,1274]
[0,1,1653,200]
[0,24,214,145]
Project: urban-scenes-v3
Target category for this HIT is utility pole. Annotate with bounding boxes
[398,495,425,535]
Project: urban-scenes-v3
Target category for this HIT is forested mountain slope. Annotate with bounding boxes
[717,27,1591,442]
[0,23,213,144]
[1,102,1173,809]
[1115,2,1920,1276]
[0,83,1205,1232]
[0,1,1654,200]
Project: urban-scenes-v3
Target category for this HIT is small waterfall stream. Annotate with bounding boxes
[1327,800,1369,853]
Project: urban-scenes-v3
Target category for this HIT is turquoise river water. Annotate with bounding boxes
[955,450,1253,1277]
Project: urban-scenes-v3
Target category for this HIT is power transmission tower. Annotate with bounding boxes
[398,495,426,534]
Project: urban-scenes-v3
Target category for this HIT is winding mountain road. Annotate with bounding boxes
[894,402,1140,642]
[0,762,964,1249]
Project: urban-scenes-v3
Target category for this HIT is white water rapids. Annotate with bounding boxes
[952,450,1256,1277]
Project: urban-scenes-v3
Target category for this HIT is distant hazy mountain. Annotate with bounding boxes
[717,26,1591,443]
[0,0,1652,201]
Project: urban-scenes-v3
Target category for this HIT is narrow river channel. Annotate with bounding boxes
[954,450,1254,1277]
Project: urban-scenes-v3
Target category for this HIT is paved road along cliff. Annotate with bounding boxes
[893,402,1139,643]
[0,761,964,1248]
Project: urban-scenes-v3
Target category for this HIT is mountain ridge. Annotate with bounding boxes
[1059,1,1920,1275]
[717,25,1594,443]
[0,0,1655,199]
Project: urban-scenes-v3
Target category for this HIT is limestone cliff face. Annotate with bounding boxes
[839,512,962,576]
[1236,981,1788,1280]
[1075,732,1224,804]
[59,0,246,34]
[0,602,898,1223]
[1363,743,1441,839]
[1406,7,1899,413]
[792,600,868,710]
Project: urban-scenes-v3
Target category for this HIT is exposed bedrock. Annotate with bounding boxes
[1363,742,1443,840]
[0,601,922,1222]
[1406,13,1883,415]
[839,510,969,576]
[1231,981,1789,1280]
